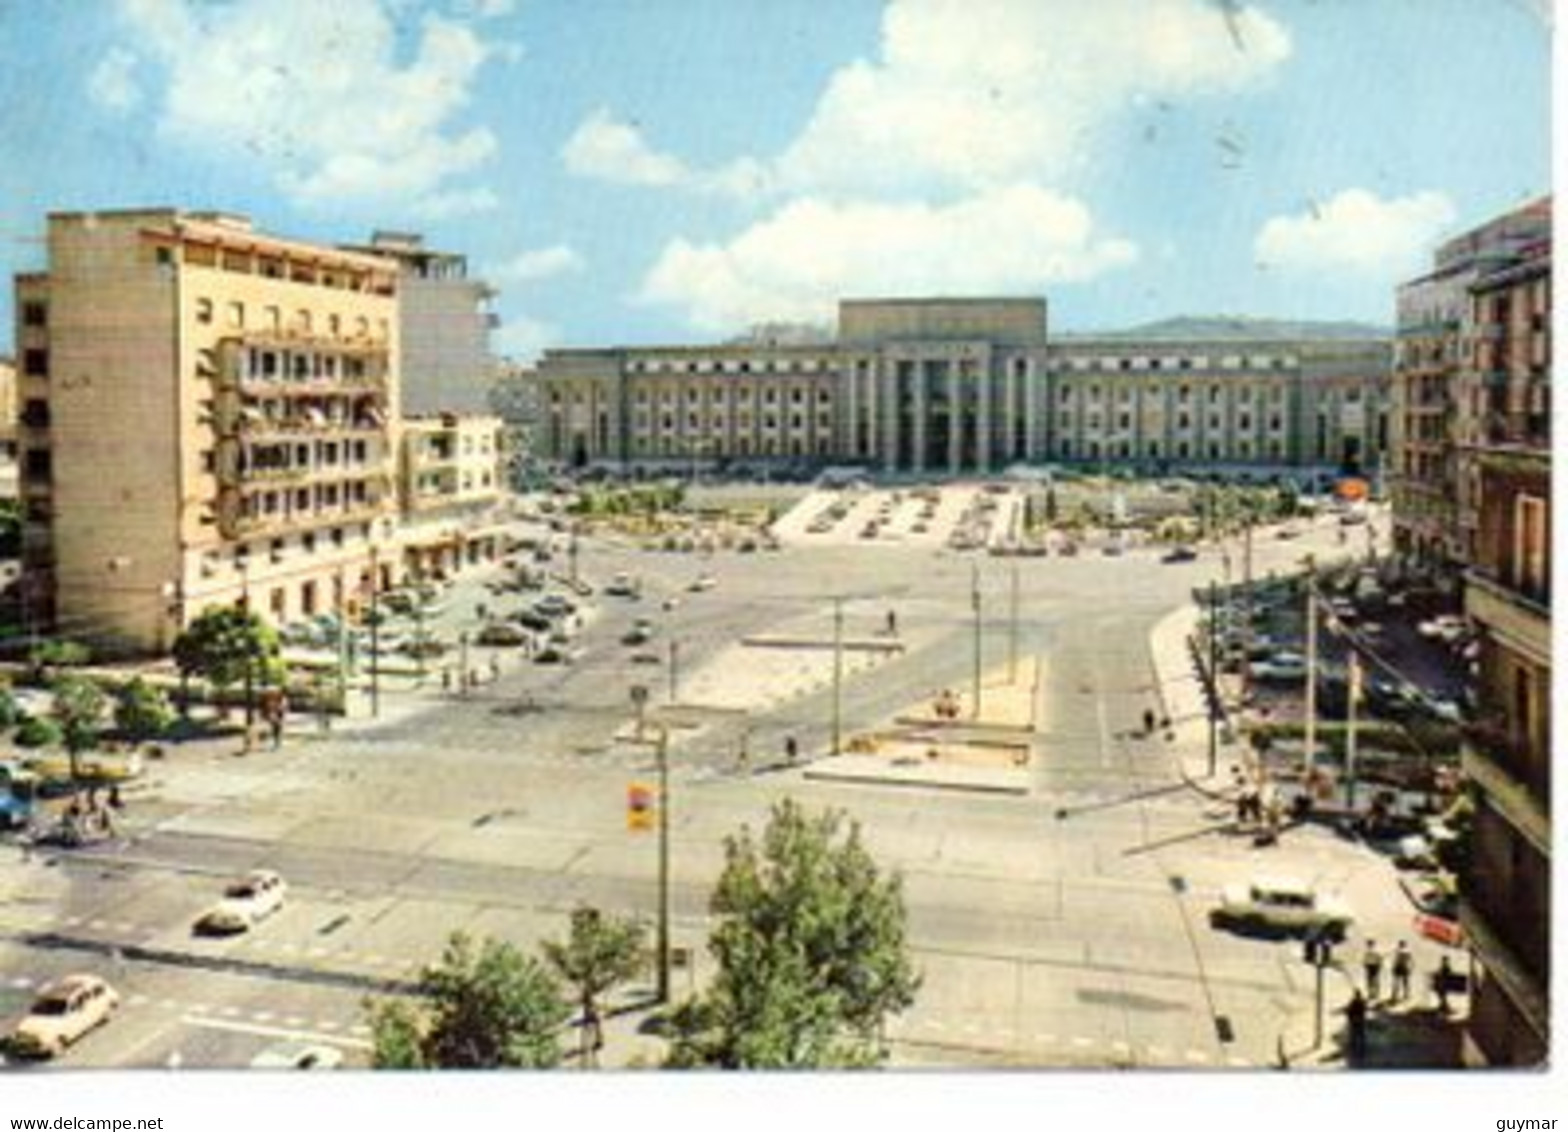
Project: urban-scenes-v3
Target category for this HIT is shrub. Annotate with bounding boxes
[14,716,62,748]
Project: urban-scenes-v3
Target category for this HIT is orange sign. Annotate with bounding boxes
[627,782,656,832]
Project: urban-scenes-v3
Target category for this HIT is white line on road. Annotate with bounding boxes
[1185,1049,1210,1063]
[1071,1037,1094,1049]
[180,1014,372,1051]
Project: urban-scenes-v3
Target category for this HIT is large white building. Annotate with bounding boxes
[532,298,1391,483]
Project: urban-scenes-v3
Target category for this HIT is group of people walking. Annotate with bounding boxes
[1343,939,1459,1064]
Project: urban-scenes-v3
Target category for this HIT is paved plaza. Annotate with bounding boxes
[0,495,1461,1071]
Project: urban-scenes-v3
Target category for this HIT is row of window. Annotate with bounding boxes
[194,297,388,341]
[178,241,395,297]
[630,412,832,433]
[1060,412,1285,434]
[627,357,828,375]
[1058,382,1290,405]
[1060,354,1294,373]
[1057,439,1286,460]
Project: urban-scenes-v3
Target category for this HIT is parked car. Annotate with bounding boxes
[1417,614,1466,642]
[534,645,574,665]
[196,870,287,935]
[7,975,120,1058]
[1249,652,1307,682]
[249,1041,345,1070]
[1161,546,1198,564]
[604,573,640,598]
[688,574,717,593]
[511,609,554,632]
[477,622,529,647]
[1209,877,1353,940]
[535,594,577,617]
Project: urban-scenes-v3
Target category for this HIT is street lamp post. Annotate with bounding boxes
[368,543,381,719]
[970,562,982,719]
[667,639,679,705]
[1207,578,1219,776]
[654,724,671,1004]
[831,596,844,756]
[459,630,471,698]
[237,550,255,753]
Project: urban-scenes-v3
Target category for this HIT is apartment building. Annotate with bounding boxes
[397,412,508,579]
[1455,223,1551,1068]
[533,297,1389,482]
[1391,198,1551,568]
[15,209,405,653]
[0,355,17,498]
[342,232,497,415]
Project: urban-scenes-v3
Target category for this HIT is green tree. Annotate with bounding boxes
[667,800,920,1069]
[50,675,107,784]
[172,606,282,709]
[27,639,92,684]
[542,907,647,1067]
[115,677,174,743]
[367,932,569,1069]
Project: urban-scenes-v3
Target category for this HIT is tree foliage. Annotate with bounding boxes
[368,932,569,1069]
[667,800,919,1069]
[115,677,174,742]
[543,907,646,1066]
[172,607,282,693]
[50,675,108,780]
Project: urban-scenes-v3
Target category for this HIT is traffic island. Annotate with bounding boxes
[896,656,1043,733]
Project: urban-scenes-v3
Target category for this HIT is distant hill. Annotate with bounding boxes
[1065,315,1391,341]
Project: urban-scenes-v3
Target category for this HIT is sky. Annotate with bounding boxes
[0,0,1553,361]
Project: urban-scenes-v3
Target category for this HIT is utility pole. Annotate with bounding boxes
[239,552,255,753]
[667,639,679,704]
[369,543,381,719]
[459,630,471,697]
[1303,555,1318,783]
[970,562,983,720]
[831,596,844,756]
[414,599,427,683]
[1008,562,1020,684]
[655,724,671,1004]
[1207,578,1219,776]
[1239,516,1254,705]
[1344,650,1361,811]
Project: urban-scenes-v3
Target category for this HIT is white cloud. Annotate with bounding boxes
[639,184,1138,333]
[566,0,1290,199]
[87,46,141,111]
[493,314,559,362]
[563,108,688,188]
[493,244,585,283]
[1253,189,1458,275]
[104,0,503,215]
[561,109,765,197]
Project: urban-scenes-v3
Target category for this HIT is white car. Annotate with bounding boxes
[197,870,287,934]
[249,1041,345,1070]
[1418,614,1466,642]
[1249,652,1307,682]
[8,974,120,1058]
[1210,877,1353,939]
[688,574,717,593]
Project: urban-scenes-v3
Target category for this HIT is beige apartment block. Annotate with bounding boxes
[15,209,405,654]
[397,412,507,579]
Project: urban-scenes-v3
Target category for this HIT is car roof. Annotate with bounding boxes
[1253,876,1312,895]
[44,974,107,995]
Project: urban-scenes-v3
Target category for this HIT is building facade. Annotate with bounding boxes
[1454,220,1551,1068]
[342,232,497,416]
[15,209,405,653]
[397,412,507,579]
[1391,198,1551,567]
[533,298,1390,482]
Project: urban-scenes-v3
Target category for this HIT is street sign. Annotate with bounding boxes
[626,782,656,832]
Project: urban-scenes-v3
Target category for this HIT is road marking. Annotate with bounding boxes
[1185,1049,1210,1063]
[159,998,181,1010]
[1033,1033,1057,1045]
[315,1019,340,1031]
[1146,1044,1168,1059]
[89,919,111,930]
[180,1014,372,1051]
[254,1011,275,1022]
[8,976,34,989]
[285,1016,307,1028]
[1227,1056,1252,1067]
[1071,1037,1094,1049]
[1110,1040,1131,1053]
[218,1005,242,1017]
[129,993,151,1006]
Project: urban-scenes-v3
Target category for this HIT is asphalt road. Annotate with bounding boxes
[1,503,1437,1070]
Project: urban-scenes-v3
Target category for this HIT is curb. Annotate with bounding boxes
[802,766,1029,796]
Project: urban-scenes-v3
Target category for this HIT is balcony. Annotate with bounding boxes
[1461,723,1550,850]
[228,497,391,539]
[1465,569,1549,666]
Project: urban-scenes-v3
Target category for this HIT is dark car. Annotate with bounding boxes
[1162,546,1198,564]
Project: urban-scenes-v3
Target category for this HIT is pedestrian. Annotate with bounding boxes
[442,668,452,693]
[1363,940,1384,1001]
[1142,708,1156,736]
[1435,956,1454,1014]
[1391,941,1413,1002]
[1345,990,1369,1063]
[785,736,799,763]
[108,785,123,810]
[489,656,501,682]
[886,610,898,636]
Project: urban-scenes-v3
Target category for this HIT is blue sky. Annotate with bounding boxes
[0,0,1552,359]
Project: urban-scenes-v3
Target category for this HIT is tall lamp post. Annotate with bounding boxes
[237,548,255,753]
[653,723,672,1003]
[831,596,844,756]
[970,563,983,719]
